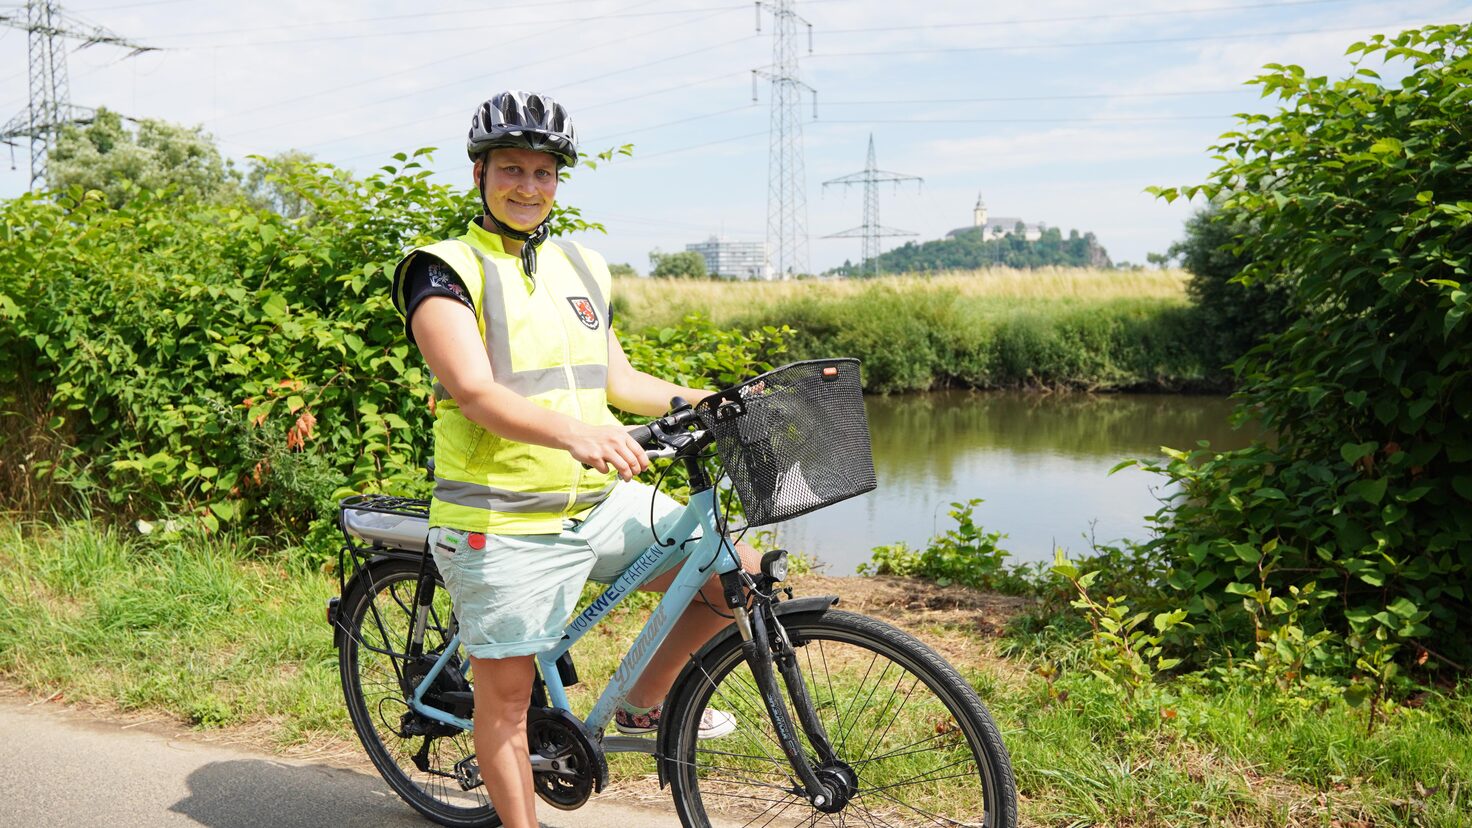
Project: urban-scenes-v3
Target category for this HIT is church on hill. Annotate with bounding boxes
[945,193,1045,242]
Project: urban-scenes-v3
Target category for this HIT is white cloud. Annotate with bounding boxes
[5,0,1468,270]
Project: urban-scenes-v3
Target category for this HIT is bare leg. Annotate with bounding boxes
[469,655,538,828]
[625,541,761,709]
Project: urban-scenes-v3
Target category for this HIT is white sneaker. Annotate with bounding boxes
[613,704,737,739]
[697,708,737,739]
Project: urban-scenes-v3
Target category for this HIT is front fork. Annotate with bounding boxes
[724,572,843,809]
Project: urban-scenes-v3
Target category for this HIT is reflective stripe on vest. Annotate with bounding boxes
[433,477,616,513]
[430,240,609,401]
[400,228,621,534]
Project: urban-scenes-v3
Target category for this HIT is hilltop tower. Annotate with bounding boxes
[973,192,988,228]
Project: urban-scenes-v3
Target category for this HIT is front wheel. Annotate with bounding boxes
[665,609,1017,827]
[338,557,498,827]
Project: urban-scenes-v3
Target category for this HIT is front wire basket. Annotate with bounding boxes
[694,359,876,527]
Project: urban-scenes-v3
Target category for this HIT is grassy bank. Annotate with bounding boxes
[3,517,1467,826]
[612,269,1225,393]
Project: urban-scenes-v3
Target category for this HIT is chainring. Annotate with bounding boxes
[527,708,607,811]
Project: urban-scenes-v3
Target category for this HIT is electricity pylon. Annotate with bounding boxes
[0,0,156,187]
[753,0,815,279]
[822,134,922,276]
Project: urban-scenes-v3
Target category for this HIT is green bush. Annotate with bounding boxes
[1168,206,1289,364]
[1145,24,1472,668]
[859,499,1038,594]
[648,250,707,279]
[0,150,788,534]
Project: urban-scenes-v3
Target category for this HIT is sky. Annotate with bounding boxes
[2,0,1468,274]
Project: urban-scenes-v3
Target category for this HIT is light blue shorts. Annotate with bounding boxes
[427,481,699,660]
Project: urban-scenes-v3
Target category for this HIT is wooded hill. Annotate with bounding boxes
[834,225,1112,275]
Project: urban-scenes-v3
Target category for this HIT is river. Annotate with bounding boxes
[763,391,1257,575]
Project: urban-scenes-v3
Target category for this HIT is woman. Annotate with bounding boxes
[390,90,751,828]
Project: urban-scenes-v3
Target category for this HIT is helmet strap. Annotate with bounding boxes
[478,184,549,277]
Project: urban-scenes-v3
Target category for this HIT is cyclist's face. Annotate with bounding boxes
[477,147,560,232]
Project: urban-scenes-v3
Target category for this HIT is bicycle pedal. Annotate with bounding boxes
[453,756,482,791]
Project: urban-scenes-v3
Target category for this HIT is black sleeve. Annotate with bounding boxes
[400,254,475,346]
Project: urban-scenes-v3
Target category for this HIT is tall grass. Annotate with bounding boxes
[612,269,1225,393]
[0,519,343,738]
[614,268,1192,328]
[5,520,1464,825]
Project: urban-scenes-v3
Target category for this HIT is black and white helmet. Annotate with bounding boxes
[467,90,578,168]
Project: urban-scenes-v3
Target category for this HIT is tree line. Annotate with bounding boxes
[834,225,1112,276]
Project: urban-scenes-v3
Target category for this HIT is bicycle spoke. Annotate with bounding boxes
[854,673,921,761]
[848,796,902,828]
[848,731,968,767]
[861,755,981,796]
[693,663,801,791]
[340,562,492,824]
[670,611,1013,828]
[860,784,985,828]
[746,794,805,828]
[833,649,881,754]
[678,756,801,793]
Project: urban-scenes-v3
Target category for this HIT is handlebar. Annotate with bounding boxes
[631,404,703,459]
[579,400,704,471]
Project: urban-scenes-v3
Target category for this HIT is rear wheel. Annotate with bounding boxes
[338,558,498,827]
[665,609,1017,827]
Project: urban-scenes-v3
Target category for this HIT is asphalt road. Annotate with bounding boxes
[0,694,706,828]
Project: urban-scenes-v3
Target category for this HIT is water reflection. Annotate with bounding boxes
[767,391,1257,574]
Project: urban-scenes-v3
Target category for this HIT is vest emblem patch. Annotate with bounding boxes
[567,296,600,330]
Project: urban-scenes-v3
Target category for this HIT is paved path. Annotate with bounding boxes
[0,695,706,827]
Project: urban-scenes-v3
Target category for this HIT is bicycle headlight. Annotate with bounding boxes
[760,550,789,583]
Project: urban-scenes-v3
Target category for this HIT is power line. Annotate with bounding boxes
[588,104,754,144]
[593,211,764,236]
[146,3,749,48]
[588,129,769,164]
[821,89,1246,105]
[579,68,748,112]
[202,0,671,126]
[817,0,1357,35]
[311,28,756,161]
[419,127,768,177]
[807,21,1449,59]
[61,0,189,9]
[820,115,1235,124]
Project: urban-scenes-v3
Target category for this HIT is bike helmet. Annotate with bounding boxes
[467,90,578,168]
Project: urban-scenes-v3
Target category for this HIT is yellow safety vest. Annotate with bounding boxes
[392,221,622,535]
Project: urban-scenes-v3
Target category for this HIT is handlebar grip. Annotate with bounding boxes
[627,424,655,448]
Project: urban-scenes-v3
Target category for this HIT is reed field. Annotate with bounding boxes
[613,268,1192,330]
[613,269,1222,393]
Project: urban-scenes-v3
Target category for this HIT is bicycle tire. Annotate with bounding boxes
[338,558,499,827]
[665,608,1018,828]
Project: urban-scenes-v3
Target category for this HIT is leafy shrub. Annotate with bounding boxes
[859,499,1037,594]
[0,150,788,535]
[1051,550,1191,705]
[1168,206,1290,363]
[1146,24,1472,667]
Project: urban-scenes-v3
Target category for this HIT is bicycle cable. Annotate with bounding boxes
[647,445,682,550]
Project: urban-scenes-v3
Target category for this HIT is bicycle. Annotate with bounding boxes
[328,358,1019,827]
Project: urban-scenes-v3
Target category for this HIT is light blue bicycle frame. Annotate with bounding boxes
[404,486,741,750]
